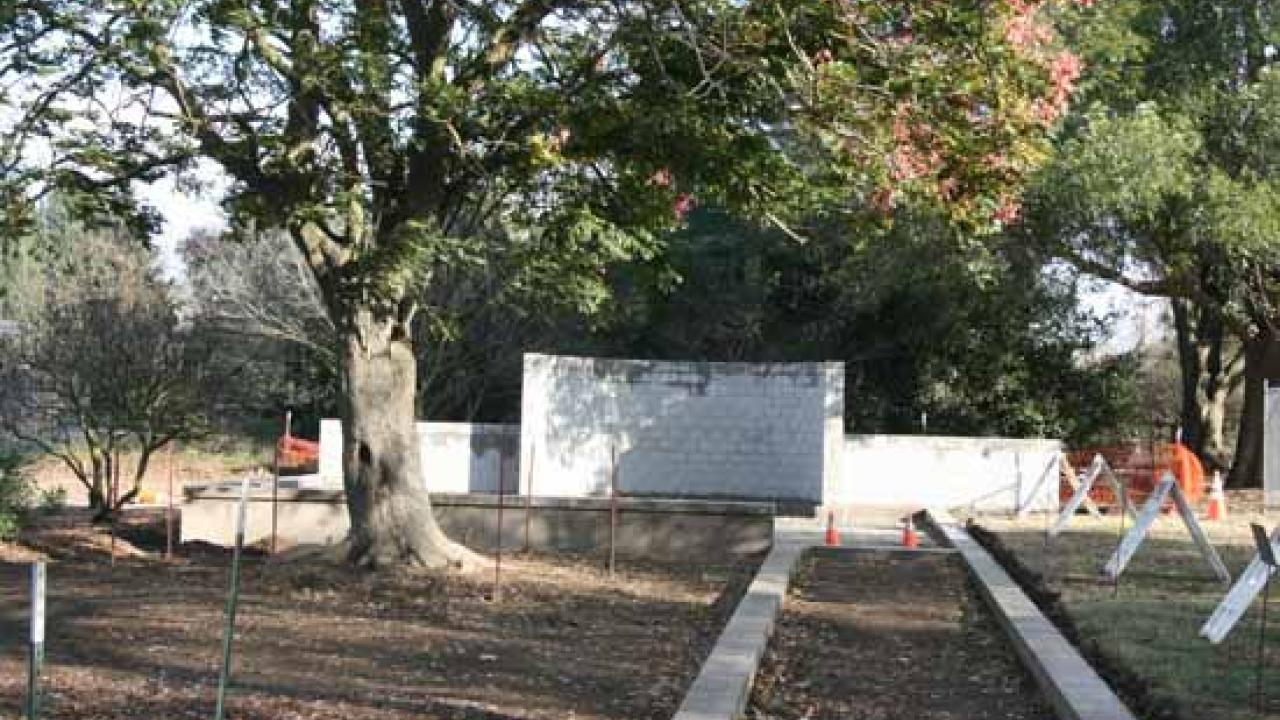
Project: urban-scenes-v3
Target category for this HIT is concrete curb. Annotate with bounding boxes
[671,539,806,720]
[925,509,1138,720]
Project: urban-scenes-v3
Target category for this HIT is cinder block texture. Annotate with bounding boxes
[519,353,844,503]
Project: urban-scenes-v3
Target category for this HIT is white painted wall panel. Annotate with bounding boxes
[518,353,843,503]
[319,418,518,494]
[1265,382,1280,508]
[834,435,1061,512]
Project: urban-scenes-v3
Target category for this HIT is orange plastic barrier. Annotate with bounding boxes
[1062,442,1205,510]
[277,434,320,474]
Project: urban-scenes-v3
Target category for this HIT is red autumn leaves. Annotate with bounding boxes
[866,0,1093,225]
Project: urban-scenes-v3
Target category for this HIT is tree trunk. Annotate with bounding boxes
[338,306,481,570]
[1227,329,1280,488]
[1228,370,1263,488]
[1172,299,1234,469]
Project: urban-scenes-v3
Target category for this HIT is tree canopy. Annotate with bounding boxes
[1025,0,1280,482]
[2,0,1098,566]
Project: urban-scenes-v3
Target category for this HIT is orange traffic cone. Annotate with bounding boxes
[902,516,920,549]
[824,511,841,547]
[1206,471,1227,521]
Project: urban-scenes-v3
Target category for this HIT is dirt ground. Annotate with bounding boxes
[0,525,759,720]
[748,548,1050,719]
[25,442,272,508]
[970,489,1280,720]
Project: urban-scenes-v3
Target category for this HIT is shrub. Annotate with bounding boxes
[0,451,33,540]
[39,485,67,512]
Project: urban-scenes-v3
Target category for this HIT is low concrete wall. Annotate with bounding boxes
[833,435,1062,513]
[319,419,519,494]
[313,414,1058,514]
[927,509,1137,720]
[180,484,773,562]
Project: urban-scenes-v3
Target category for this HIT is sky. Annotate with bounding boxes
[136,173,227,281]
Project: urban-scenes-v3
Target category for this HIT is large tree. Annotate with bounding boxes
[1027,0,1280,484]
[1,0,1081,567]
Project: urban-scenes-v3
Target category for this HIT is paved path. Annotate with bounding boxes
[673,507,1138,720]
[673,509,940,720]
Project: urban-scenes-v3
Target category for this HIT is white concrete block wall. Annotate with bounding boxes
[319,418,519,494]
[519,353,842,502]
[315,358,1056,512]
[1266,383,1280,508]
[833,434,1062,512]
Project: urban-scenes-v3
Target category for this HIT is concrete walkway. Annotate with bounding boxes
[672,507,1139,720]
[672,509,934,720]
[927,509,1137,720]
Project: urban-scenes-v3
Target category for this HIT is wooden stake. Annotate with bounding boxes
[109,452,118,567]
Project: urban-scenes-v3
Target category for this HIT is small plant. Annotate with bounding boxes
[39,485,67,512]
[0,450,33,540]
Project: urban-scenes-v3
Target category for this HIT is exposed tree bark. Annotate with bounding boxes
[338,304,481,570]
[1227,328,1280,488]
[1171,298,1239,469]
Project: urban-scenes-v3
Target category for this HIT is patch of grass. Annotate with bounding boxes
[974,509,1280,720]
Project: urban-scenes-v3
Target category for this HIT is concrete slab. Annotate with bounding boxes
[776,507,940,549]
[671,539,805,720]
[926,509,1137,720]
[674,513,947,720]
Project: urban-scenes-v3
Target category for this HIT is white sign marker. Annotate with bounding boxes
[1050,454,1135,537]
[1102,473,1230,583]
[1201,528,1280,643]
[1015,455,1062,518]
[30,562,45,644]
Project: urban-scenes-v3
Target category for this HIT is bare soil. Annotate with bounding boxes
[0,524,759,720]
[748,549,1051,719]
[26,443,271,508]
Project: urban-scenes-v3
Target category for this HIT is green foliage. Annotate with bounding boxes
[0,450,32,540]
[1,224,227,511]
[586,207,1143,444]
[1032,0,1280,313]
[1027,0,1280,476]
[38,485,67,513]
[2,0,1079,330]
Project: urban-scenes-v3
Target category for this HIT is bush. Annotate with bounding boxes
[39,485,67,512]
[0,451,33,540]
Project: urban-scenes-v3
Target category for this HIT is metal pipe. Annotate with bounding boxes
[26,562,45,720]
[494,460,504,602]
[1260,572,1272,714]
[523,448,534,553]
[271,413,283,556]
[609,444,618,577]
[166,442,175,561]
[214,478,250,720]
